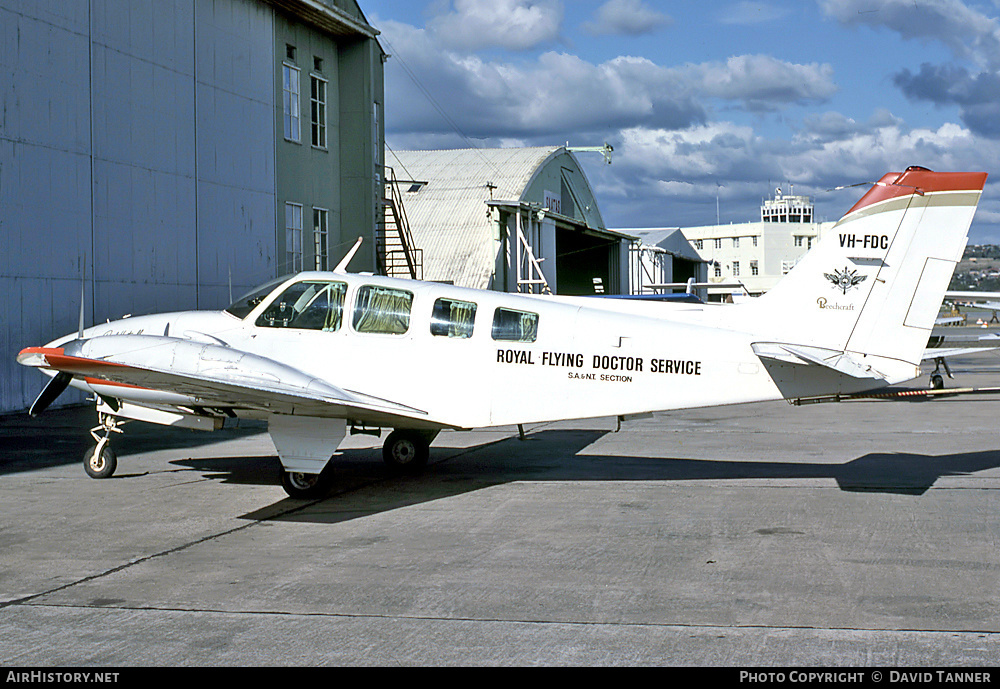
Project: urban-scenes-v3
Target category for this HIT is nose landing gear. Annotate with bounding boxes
[84,412,126,479]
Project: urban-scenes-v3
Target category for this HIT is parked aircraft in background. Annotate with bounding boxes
[17,167,988,498]
[945,290,1000,322]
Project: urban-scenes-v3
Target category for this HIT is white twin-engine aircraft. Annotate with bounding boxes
[18,167,988,498]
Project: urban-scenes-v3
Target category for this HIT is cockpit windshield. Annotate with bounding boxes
[224,276,291,319]
[256,281,347,331]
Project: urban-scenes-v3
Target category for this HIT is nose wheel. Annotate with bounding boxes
[84,412,126,479]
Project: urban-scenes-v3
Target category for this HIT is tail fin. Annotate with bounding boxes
[747,167,987,384]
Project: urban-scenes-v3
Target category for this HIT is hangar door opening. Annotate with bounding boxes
[672,258,699,285]
[555,227,620,295]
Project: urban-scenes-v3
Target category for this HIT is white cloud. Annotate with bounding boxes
[717,1,791,25]
[819,0,1000,69]
[689,55,838,110]
[582,0,671,36]
[590,116,999,229]
[382,19,839,139]
[427,0,564,51]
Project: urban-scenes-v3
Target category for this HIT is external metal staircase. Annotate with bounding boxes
[378,167,422,280]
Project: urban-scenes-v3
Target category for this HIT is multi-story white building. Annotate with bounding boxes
[682,190,835,300]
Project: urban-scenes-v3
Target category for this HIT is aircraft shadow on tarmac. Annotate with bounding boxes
[0,406,269,476]
[163,429,1000,524]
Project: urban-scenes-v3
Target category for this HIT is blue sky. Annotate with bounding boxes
[365,0,1000,243]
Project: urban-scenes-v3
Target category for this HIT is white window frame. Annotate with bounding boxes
[310,73,327,149]
[285,202,303,272]
[283,63,301,143]
[313,207,329,270]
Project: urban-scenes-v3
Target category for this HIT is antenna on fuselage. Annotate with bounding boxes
[334,236,363,273]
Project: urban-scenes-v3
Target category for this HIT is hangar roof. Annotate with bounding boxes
[623,228,705,263]
[385,147,568,288]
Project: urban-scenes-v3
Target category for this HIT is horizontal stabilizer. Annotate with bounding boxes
[752,342,887,380]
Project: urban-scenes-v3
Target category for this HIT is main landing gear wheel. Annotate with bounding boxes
[281,467,334,500]
[83,443,117,479]
[928,356,952,391]
[382,429,431,474]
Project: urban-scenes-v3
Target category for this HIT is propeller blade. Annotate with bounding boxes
[29,372,72,418]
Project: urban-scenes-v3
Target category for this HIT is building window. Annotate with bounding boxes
[373,102,381,168]
[750,260,759,276]
[313,55,323,72]
[732,261,740,277]
[313,208,328,270]
[694,239,703,250]
[310,75,327,148]
[732,237,740,248]
[286,44,296,61]
[283,63,301,142]
[794,236,803,247]
[714,238,722,249]
[752,236,758,247]
[714,263,722,278]
[285,202,303,272]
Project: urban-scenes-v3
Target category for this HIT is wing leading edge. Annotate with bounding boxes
[17,334,436,429]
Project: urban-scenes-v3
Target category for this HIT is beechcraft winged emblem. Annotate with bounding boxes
[824,266,867,294]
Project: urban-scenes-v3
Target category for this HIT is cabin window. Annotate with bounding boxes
[492,307,538,343]
[353,285,413,334]
[255,281,346,331]
[430,298,477,338]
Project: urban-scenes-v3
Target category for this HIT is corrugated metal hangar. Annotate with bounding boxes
[624,228,709,295]
[385,147,633,296]
[1,0,385,412]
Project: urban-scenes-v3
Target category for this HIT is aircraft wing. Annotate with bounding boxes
[921,347,996,361]
[17,334,436,428]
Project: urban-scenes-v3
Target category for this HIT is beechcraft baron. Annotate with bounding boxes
[18,167,988,498]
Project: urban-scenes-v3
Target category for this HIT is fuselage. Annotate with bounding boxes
[45,271,893,430]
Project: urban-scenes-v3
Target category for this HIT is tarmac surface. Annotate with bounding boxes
[3,348,1000,666]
